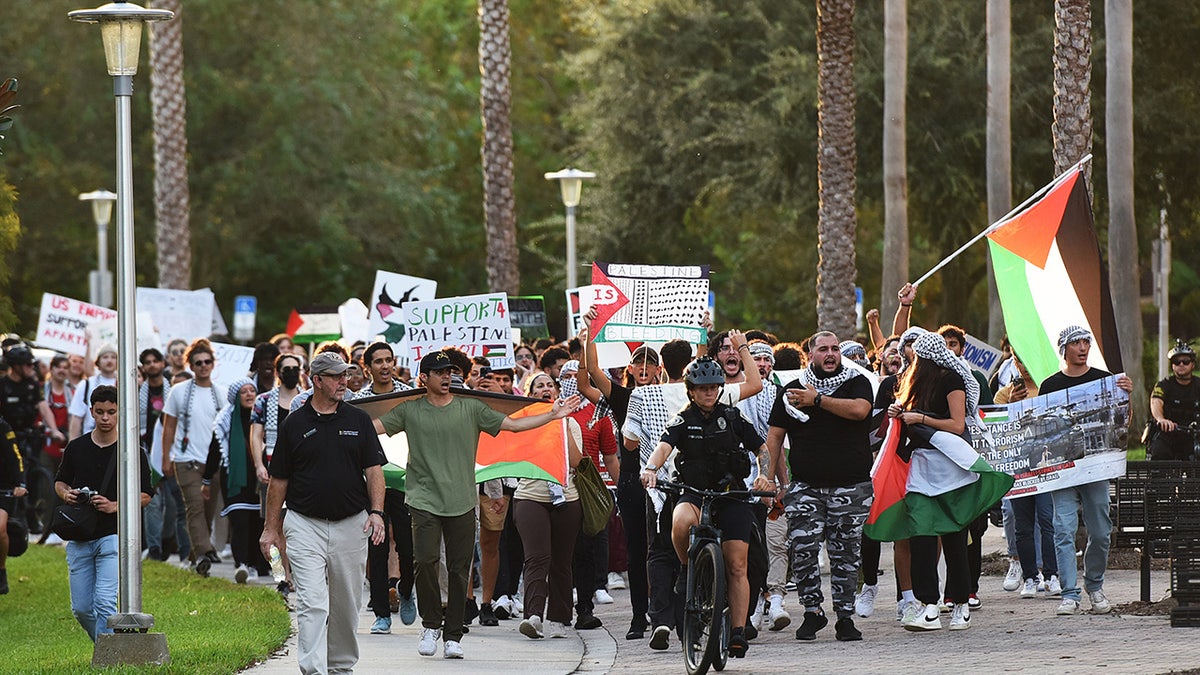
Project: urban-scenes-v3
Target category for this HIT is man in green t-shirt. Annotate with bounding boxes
[373,349,578,660]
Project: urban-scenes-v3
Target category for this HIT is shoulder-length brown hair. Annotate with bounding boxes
[895,357,951,411]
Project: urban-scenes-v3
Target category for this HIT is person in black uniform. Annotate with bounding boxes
[0,344,65,534]
[640,357,773,659]
[0,416,26,594]
[1149,340,1200,460]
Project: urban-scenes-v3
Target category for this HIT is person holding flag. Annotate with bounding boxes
[372,349,580,660]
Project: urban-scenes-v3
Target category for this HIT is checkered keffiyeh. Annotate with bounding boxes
[1057,325,1092,356]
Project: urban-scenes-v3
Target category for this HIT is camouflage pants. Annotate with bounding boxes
[785,480,873,618]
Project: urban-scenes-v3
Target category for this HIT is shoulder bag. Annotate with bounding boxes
[51,451,117,541]
[575,456,615,536]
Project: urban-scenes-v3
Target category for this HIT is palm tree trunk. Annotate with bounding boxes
[479,0,519,295]
[149,0,191,290]
[986,0,1011,345]
[880,0,907,325]
[1106,0,1144,422]
[815,0,858,340]
[1052,0,1092,191]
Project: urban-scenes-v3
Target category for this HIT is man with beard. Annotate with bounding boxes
[768,332,874,642]
[1148,340,1200,460]
[710,330,751,386]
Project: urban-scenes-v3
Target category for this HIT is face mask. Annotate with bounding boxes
[280,370,301,389]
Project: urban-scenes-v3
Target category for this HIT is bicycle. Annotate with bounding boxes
[655,480,774,675]
[15,429,56,537]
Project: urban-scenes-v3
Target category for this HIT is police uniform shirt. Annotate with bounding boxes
[269,399,385,521]
[660,402,763,490]
[1152,376,1200,426]
[0,376,43,433]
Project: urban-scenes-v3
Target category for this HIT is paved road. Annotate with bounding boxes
[228,530,1198,674]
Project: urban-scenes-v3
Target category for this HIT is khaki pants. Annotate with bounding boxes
[284,511,368,675]
[174,461,216,560]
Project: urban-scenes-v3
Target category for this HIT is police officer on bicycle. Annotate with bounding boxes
[0,414,27,594]
[0,345,66,531]
[1149,340,1200,460]
[641,356,773,659]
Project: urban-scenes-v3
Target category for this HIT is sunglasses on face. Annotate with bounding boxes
[1173,359,1194,366]
[280,366,300,374]
[192,359,214,367]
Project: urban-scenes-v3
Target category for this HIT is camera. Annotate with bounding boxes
[1013,375,1025,389]
[75,487,97,503]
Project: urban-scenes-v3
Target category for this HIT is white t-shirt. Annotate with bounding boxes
[68,373,118,435]
[162,381,221,463]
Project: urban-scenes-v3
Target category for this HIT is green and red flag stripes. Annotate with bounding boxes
[286,306,342,344]
[986,169,1123,386]
[865,419,1014,542]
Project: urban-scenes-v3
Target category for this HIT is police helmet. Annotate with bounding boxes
[1168,340,1196,362]
[5,345,34,367]
[685,356,726,386]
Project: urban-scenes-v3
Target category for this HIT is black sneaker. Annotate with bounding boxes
[744,623,758,641]
[575,613,603,630]
[204,550,222,564]
[728,628,749,658]
[834,617,862,641]
[0,568,8,595]
[464,598,479,626]
[195,557,212,577]
[479,603,499,626]
[148,546,162,561]
[794,611,828,641]
[649,625,671,650]
[625,618,647,640]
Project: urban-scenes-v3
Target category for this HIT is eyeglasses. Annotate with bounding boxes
[1173,359,1194,366]
[318,372,349,380]
[191,358,214,367]
[169,349,185,356]
[516,354,534,362]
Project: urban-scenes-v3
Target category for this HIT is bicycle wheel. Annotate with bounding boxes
[27,468,54,536]
[683,541,726,675]
[712,606,730,672]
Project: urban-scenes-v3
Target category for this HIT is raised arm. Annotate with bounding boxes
[866,308,885,351]
[730,329,762,399]
[891,283,916,337]
[500,396,581,432]
[575,326,604,406]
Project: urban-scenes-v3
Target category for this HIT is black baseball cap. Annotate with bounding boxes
[420,350,455,372]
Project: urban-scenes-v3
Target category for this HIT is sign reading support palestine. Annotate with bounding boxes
[987,169,1122,386]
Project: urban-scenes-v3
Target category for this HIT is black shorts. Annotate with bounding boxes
[678,493,754,543]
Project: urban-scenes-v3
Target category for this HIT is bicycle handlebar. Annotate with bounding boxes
[655,480,776,500]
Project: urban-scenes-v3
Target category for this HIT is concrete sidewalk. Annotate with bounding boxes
[214,526,1200,674]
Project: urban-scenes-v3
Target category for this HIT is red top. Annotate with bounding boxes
[569,404,618,488]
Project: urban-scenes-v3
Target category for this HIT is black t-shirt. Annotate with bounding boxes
[605,382,639,472]
[769,374,874,487]
[920,369,967,421]
[1152,377,1200,426]
[0,418,20,490]
[269,399,385,521]
[55,433,154,539]
[0,375,43,434]
[1039,367,1111,396]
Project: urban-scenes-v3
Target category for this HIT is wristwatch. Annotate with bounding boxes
[642,465,659,473]
[813,393,823,408]
[368,509,385,518]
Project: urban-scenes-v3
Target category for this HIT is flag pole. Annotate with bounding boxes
[911,154,1093,287]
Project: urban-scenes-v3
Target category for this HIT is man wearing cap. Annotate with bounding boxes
[261,351,387,675]
[1041,325,1133,616]
[372,349,580,660]
[66,343,119,440]
[1148,340,1200,460]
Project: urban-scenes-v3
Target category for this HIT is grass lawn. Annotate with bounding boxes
[1,544,291,674]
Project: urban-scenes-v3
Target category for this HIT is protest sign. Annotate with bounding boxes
[565,287,585,338]
[367,271,438,369]
[35,293,117,356]
[509,296,549,338]
[339,297,371,345]
[963,334,1004,378]
[587,262,710,369]
[137,287,217,345]
[211,342,255,392]
[974,374,1131,497]
[402,292,513,370]
[85,313,162,361]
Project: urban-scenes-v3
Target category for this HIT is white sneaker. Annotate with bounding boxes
[903,603,942,631]
[520,615,544,639]
[512,595,524,615]
[594,589,614,605]
[1046,575,1062,596]
[418,628,441,656]
[1020,578,1037,598]
[234,564,249,584]
[443,640,464,659]
[750,596,766,631]
[768,598,792,631]
[854,584,878,618]
[1089,589,1111,614]
[44,533,64,546]
[897,599,920,623]
[607,572,626,590]
[1003,559,1022,591]
[547,620,569,638]
[1056,598,1080,615]
[949,604,971,631]
[493,594,513,620]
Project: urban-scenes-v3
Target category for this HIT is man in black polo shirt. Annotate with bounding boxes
[767,331,874,642]
[1149,341,1200,460]
[261,352,386,675]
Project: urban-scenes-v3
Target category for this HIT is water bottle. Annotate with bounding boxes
[269,545,286,583]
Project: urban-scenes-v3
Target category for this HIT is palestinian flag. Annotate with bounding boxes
[355,393,568,489]
[864,418,1013,542]
[986,168,1122,386]
[286,305,342,344]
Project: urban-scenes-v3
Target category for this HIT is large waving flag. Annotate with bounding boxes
[354,391,568,490]
[865,418,1013,542]
[986,168,1122,386]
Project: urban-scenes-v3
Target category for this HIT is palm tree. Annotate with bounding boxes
[1105,0,1144,420]
[880,0,907,324]
[985,0,1011,345]
[479,0,519,295]
[815,0,858,339]
[149,0,191,290]
[1052,0,1091,188]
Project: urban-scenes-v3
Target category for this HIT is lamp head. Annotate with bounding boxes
[79,189,118,227]
[544,168,596,208]
[68,2,174,76]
